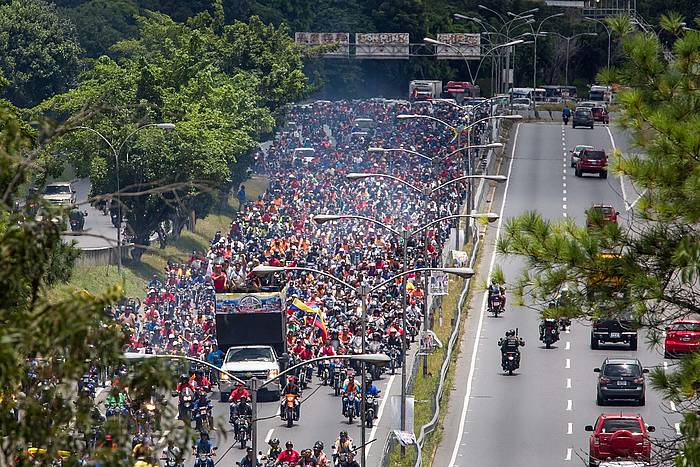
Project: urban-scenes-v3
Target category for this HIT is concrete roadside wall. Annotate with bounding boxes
[74,245,132,268]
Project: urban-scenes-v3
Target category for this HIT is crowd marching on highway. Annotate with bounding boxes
[76,98,492,467]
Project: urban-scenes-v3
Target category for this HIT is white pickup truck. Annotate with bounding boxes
[219,345,281,401]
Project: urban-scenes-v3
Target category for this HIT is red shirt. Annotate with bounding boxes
[211,272,226,293]
[229,386,250,402]
[277,449,300,463]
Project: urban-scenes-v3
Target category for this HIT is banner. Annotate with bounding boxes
[215,291,284,313]
[295,32,350,57]
[436,33,481,60]
[429,271,449,296]
[355,33,409,59]
[452,250,469,267]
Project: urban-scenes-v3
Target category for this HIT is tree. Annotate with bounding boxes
[0,0,83,108]
[38,6,308,260]
[498,23,700,464]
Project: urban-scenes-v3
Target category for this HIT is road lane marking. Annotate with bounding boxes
[447,124,521,467]
[367,374,395,458]
[565,448,572,461]
[563,197,567,202]
[563,204,567,210]
[565,341,570,350]
[562,182,566,187]
[670,401,676,411]
[664,361,668,371]
[265,429,274,443]
[675,423,682,435]
[565,358,570,369]
[566,378,572,388]
[562,175,566,180]
[566,399,572,411]
[563,189,567,194]
[566,422,573,434]
[565,328,570,334]
[563,212,567,217]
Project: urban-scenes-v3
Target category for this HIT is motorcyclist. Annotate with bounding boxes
[280,376,301,420]
[161,439,183,467]
[193,370,211,393]
[539,317,560,340]
[341,374,360,416]
[312,441,331,467]
[276,441,300,465]
[498,329,525,367]
[562,106,572,124]
[239,447,260,467]
[487,279,506,310]
[176,374,195,393]
[362,378,380,418]
[265,438,282,462]
[105,386,128,417]
[231,395,252,436]
[298,448,316,466]
[193,391,213,430]
[194,431,216,467]
[228,382,250,403]
[333,431,353,462]
[339,450,360,467]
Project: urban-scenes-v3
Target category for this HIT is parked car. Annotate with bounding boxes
[664,318,700,357]
[41,182,76,207]
[586,204,619,228]
[586,413,654,467]
[592,106,610,124]
[570,144,594,167]
[576,149,608,178]
[595,358,648,406]
[512,97,532,110]
[573,107,595,129]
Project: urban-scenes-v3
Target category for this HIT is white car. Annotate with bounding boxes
[41,182,76,206]
[512,97,532,110]
[219,345,281,401]
[570,144,594,167]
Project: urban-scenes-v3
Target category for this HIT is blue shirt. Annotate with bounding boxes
[207,350,224,367]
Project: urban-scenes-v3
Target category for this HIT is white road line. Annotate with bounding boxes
[565,448,572,461]
[675,423,682,435]
[562,182,566,187]
[566,378,572,389]
[563,197,567,202]
[664,361,669,371]
[265,429,274,443]
[566,399,572,411]
[563,189,567,194]
[563,212,567,217]
[562,175,566,180]
[367,374,395,457]
[565,328,571,334]
[566,422,573,435]
[565,341,571,350]
[562,169,566,173]
[447,124,521,467]
[670,401,677,411]
[563,204,567,210]
[565,358,571,369]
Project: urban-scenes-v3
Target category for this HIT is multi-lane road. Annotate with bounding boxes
[434,121,681,466]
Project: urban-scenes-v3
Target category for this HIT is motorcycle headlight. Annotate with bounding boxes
[268,369,279,379]
[220,372,229,381]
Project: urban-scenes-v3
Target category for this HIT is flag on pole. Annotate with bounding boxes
[290,298,328,340]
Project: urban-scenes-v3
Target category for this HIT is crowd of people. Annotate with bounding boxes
[109,98,490,465]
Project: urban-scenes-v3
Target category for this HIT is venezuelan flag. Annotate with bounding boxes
[290,298,327,340]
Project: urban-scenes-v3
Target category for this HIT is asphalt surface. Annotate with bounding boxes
[433,121,681,467]
[61,178,118,249]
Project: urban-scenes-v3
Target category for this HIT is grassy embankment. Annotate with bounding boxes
[48,177,269,300]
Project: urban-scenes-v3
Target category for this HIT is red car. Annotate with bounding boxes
[576,149,608,179]
[586,204,619,228]
[592,106,610,124]
[664,319,700,357]
[586,413,654,467]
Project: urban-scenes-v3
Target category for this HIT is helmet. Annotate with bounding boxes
[314,441,324,450]
[269,438,280,446]
[340,430,348,438]
[285,441,294,448]
[548,301,556,308]
[506,329,515,337]
[179,375,188,383]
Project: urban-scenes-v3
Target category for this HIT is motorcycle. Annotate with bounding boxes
[281,393,299,428]
[563,114,570,125]
[387,347,400,375]
[541,325,560,349]
[559,317,571,332]
[174,387,194,423]
[233,415,250,449]
[305,363,314,385]
[321,361,331,385]
[298,364,307,389]
[365,394,376,428]
[488,294,504,317]
[192,448,216,467]
[502,351,519,375]
[344,393,357,424]
[332,365,345,396]
[195,403,212,432]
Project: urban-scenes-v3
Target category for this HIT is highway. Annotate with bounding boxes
[61,178,118,249]
[434,121,682,466]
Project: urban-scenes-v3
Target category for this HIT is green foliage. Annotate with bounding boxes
[0,0,83,108]
[498,21,700,462]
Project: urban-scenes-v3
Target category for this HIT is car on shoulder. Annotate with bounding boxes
[664,318,700,358]
[573,107,595,129]
[592,106,610,124]
[586,204,619,228]
[570,144,594,167]
[41,182,76,207]
[576,148,608,178]
[511,97,532,110]
[595,358,648,406]
[591,313,638,350]
[586,413,654,467]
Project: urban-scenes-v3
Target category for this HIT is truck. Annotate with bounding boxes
[409,80,443,101]
[215,289,287,401]
[443,81,480,102]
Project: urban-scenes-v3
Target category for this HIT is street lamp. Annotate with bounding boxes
[548,32,598,86]
[68,122,175,274]
[250,264,471,467]
[124,351,388,467]
[367,143,503,163]
[585,17,612,69]
[529,13,565,98]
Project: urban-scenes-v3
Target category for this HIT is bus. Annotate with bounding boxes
[508,87,546,103]
[589,85,612,102]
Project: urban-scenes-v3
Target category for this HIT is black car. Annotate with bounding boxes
[595,358,648,406]
[591,315,638,350]
[572,108,594,129]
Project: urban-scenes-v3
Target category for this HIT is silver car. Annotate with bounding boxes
[570,144,594,167]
